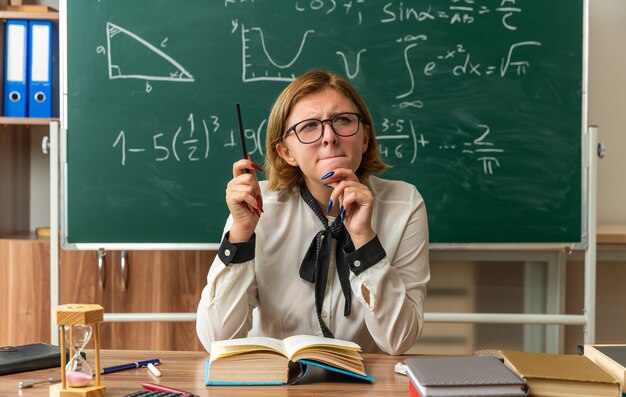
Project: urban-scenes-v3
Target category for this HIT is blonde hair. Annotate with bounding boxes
[265,70,389,191]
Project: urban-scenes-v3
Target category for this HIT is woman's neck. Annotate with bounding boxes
[303,177,340,217]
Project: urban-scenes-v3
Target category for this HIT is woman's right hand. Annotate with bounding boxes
[225,158,263,243]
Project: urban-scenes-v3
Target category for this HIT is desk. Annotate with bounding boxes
[597,224,626,245]
[0,350,409,396]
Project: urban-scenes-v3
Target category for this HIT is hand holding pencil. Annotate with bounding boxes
[225,104,264,243]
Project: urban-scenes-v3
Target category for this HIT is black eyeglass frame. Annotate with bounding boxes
[283,112,364,144]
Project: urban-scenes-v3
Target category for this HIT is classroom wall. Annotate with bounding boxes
[588,0,626,224]
[27,0,626,229]
[29,126,49,231]
[19,0,626,354]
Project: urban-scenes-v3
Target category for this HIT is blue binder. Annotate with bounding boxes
[27,20,53,118]
[3,20,29,117]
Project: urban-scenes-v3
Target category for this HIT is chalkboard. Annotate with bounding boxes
[63,0,584,247]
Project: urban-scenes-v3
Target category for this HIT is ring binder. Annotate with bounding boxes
[28,20,53,118]
[3,19,29,117]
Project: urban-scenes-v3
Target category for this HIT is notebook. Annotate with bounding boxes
[405,356,527,396]
[0,343,70,375]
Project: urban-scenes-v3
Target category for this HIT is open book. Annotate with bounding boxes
[205,335,374,385]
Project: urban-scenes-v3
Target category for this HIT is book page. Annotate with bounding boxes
[282,335,361,358]
[292,350,366,375]
[210,337,288,360]
[584,345,626,389]
[592,345,626,367]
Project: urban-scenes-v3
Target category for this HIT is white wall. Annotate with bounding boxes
[29,126,50,230]
[589,0,626,224]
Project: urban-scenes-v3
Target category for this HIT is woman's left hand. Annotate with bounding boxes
[324,168,376,249]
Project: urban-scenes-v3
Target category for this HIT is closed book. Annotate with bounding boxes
[0,343,68,375]
[205,335,374,385]
[408,379,421,397]
[36,226,51,237]
[500,350,621,397]
[404,356,527,396]
[584,344,626,391]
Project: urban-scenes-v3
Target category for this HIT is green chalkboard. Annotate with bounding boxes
[64,0,584,246]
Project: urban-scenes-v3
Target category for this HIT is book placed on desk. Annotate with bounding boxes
[0,343,69,375]
[584,344,626,391]
[35,226,50,237]
[404,356,528,396]
[205,335,374,385]
[500,350,621,397]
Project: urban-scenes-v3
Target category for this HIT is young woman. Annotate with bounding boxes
[196,70,430,355]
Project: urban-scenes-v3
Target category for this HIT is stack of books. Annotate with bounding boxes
[405,347,626,397]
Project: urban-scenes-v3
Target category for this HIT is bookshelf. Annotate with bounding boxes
[0,10,59,20]
[0,8,58,342]
[0,116,57,125]
[0,7,58,237]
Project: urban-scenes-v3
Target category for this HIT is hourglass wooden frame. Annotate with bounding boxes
[50,304,106,397]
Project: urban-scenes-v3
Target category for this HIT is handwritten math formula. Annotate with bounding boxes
[111,112,502,175]
[99,0,561,177]
[66,0,584,243]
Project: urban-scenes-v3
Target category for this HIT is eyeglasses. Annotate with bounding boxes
[284,112,363,144]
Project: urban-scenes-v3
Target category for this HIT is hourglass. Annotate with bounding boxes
[50,304,106,397]
[65,324,93,387]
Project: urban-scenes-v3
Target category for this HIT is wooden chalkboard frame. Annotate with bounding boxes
[59,0,588,250]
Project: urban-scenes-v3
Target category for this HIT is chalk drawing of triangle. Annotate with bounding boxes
[107,22,194,82]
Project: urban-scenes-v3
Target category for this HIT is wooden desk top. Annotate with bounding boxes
[597,224,626,245]
[0,350,410,396]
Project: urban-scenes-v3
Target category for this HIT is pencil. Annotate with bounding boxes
[235,103,263,215]
[235,103,250,174]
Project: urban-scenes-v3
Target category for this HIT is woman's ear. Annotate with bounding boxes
[276,142,298,166]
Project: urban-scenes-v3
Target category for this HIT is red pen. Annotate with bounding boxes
[141,382,193,396]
